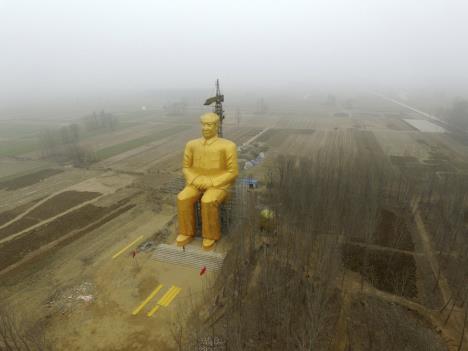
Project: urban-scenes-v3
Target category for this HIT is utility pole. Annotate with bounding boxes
[204,79,225,137]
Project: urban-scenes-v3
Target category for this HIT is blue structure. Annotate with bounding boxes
[239,178,258,189]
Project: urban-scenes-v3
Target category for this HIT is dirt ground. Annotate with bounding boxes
[0,158,56,180]
[0,168,103,213]
[2,96,468,350]
[0,168,64,190]
[1,204,207,350]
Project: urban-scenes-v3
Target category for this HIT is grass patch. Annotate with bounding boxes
[0,119,141,157]
[256,128,315,147]
[0,139,39,157]
[0,122,57,139]
[79,121,140,140]
[0,162,54,183]
[95,125,189,160]
[0,120,64,156]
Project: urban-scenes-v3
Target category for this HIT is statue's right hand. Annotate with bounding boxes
[192,176,206,190]
[193,176,212,190]
[192,177,202,190]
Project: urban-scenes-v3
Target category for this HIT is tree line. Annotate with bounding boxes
[38,111,118,166]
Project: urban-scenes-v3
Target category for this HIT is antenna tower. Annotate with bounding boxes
[204,79,225,137]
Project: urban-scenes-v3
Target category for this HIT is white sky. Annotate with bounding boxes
[1,0,467,99]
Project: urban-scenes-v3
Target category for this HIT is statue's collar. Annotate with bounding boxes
[202,136,218,145]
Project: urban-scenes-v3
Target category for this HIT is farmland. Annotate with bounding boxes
[1,93,468,350]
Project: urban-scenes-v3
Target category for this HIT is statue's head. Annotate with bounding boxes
[200,112,219,140]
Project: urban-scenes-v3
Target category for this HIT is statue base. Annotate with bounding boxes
[152,240,225,272]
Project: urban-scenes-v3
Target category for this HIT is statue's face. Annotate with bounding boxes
[202,120,218,139]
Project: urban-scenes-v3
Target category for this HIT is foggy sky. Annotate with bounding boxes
[1,0,468,100]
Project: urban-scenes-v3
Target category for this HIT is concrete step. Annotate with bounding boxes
[152,243,225,271]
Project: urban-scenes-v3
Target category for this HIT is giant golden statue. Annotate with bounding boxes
[176,112,239,250]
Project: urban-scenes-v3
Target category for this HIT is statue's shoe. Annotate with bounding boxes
[202,239,216,251]
[176,234,193,246]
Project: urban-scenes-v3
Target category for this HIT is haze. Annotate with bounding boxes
[1,0,468,101]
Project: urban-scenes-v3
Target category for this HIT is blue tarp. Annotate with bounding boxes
[239,178,258,186]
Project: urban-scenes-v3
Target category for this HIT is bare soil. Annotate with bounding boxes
[2,101,468,350]
[374,209,414,251]
[349,208,415,252]
[257,128,315,147]
[0,199,132,272]
[342,243,418,299]
[28,190,101,220]
[224,126,263,143]
[0,191,101,240]
[390,155,420,167]
[0,216,39,240]
[0,168,63,190]
[0,197,43,226]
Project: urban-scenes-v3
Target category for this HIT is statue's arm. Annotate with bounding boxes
[182,142,200,185]
[211,142,239,188]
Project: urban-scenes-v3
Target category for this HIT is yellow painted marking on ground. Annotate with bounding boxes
[132,284,163,316]
[157,286,177,306]
[147,304,160,317]
[147,286,182,317]
[159,286,181,307]
[163,287,181,307]
[160,287,179,307]
[112,235,143,259]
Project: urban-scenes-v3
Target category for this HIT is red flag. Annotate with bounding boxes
[200,266,207,276]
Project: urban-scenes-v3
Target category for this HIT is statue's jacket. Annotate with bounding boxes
[182,136,239,191]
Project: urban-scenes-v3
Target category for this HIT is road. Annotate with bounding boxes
[372,92,446,124]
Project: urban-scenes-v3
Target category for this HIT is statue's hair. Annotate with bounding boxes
[200,112,220,123]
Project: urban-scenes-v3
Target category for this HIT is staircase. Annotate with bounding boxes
[152,243,225,271]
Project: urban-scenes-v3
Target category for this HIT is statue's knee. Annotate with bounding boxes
[201,196,217,206]
[178,190,196,202]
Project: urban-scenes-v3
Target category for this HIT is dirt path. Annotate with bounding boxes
[332,289,352,351]
[337,271,462,351]
[345,240,420,257]
[373,92,445,125]
[411,197,452,303]
[242,125,274,146]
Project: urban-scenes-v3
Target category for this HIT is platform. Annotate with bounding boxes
[152,240,226,271]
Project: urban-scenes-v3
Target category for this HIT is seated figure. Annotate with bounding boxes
[176,112,239,250]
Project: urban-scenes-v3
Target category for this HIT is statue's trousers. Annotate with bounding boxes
[177,185,227,240]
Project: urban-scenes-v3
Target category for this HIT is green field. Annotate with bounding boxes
[0,121,59,157]
[0,119,140,157]
[79,121,140,139]
[95,125,189,160]
[0,139,39,157]
[0,122,61,139]
[0,109,188,158]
